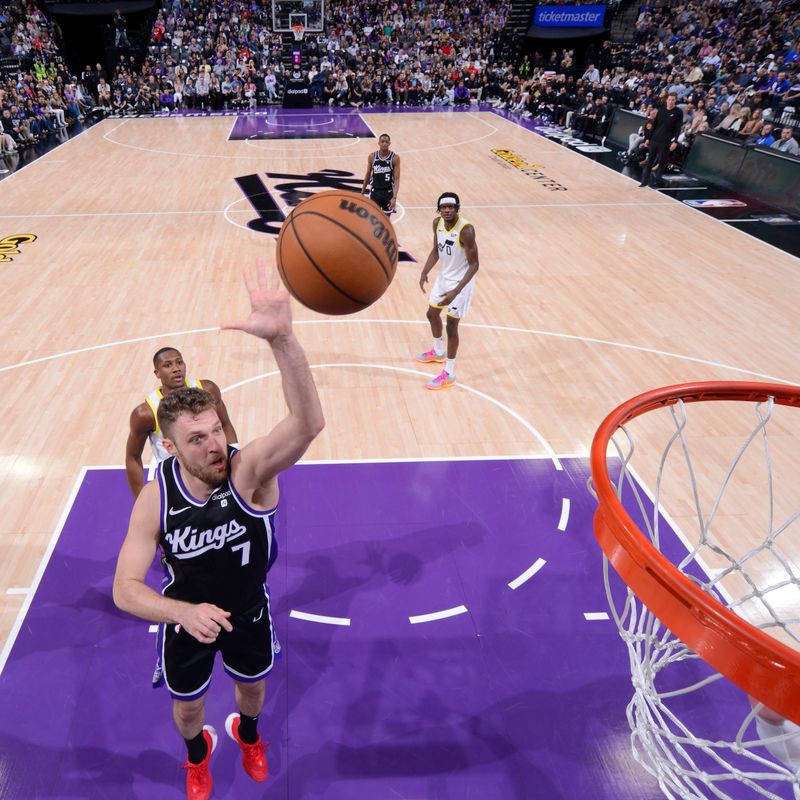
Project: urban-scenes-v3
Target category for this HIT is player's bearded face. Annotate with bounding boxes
[180,446,229,486]
[171,410,229,486]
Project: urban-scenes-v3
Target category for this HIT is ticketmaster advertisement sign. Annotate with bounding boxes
[534,4,606,26]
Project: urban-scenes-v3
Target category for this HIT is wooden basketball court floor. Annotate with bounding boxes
[2,108,800,799]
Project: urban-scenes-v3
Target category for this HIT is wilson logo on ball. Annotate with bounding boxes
[338,200,398,266]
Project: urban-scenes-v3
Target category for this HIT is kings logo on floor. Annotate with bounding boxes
[234,170,416,261]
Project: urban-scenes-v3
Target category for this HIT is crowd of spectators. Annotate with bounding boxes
[0,0,85,154]
[93,0,512,115]
[1,0,798,161]
[496,0,800,160]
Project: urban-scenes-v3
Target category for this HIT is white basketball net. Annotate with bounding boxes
[292,23,304,41]
[595,395,800,800]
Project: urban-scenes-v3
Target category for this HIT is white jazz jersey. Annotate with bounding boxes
[429,215,476,318]
[146,377,203,461]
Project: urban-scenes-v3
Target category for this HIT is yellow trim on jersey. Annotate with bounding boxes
[148,377,203,436]
[437,216,470,249]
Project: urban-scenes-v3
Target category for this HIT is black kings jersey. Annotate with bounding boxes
[156,446,276,614]
[370,150,395,191]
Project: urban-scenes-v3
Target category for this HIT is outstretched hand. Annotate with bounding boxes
[222,264,292,343]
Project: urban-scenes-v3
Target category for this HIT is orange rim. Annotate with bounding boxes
[591,381,800,723]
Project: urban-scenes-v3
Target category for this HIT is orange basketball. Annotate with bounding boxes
[276,190,399,315]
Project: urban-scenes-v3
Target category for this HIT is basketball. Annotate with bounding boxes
[276,190,399,315]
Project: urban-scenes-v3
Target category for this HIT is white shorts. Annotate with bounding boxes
[429,275,476,319]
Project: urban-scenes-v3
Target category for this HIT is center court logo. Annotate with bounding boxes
[490,149,568,191]
[234,169,415,261]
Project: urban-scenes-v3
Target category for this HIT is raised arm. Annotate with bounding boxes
[419,216,440,293]
[125,404,155,499]
[223,265,325,501]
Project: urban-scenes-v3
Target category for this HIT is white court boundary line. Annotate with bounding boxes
[100,112,501,160]
[223,362,562,470]
[0,450,572,648]
[508,557,547,590]
[89,453,590,470]
[558,498,571,531]
[244,134,363,152]
[0,327,219,375]
[495,110,800,265]
[0,319,796,384]
[298,452,588,465]
[226,115,238,141]
[0,200,675,221]
[409,605,468,624]
[61,454,594,474]
[0,467,87,675]
[0,122,95,185]
[263,116,335,127]
[358,113,379,140]
[290,610,351,626]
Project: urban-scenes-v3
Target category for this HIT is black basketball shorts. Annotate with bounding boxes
[369,188,394,212]
[152,595,276,700]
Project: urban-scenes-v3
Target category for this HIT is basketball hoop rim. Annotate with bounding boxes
[591,380,800,723]
[292,23,305,41]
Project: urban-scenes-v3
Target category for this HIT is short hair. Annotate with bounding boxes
[157,387,217,438]
[153,346,181,367]
[437,191,460,211]
[379,132,391,140]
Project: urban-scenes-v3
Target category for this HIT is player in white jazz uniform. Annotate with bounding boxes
[415,192,480,390]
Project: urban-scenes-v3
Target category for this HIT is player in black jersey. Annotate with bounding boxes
[360,132,401,215]
[113,265,324,800]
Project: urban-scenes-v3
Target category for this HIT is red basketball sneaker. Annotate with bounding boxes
[225,713,269,782]
[182,725,217,800]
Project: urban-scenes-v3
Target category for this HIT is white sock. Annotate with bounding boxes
[433,338,445,356]
[445,359,456,376]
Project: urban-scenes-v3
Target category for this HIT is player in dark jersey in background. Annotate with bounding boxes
[360,132,401,215]
[113,265,325,800]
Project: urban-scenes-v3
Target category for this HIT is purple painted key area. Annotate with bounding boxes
[0,459,784,799]
[229,110,376,140]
